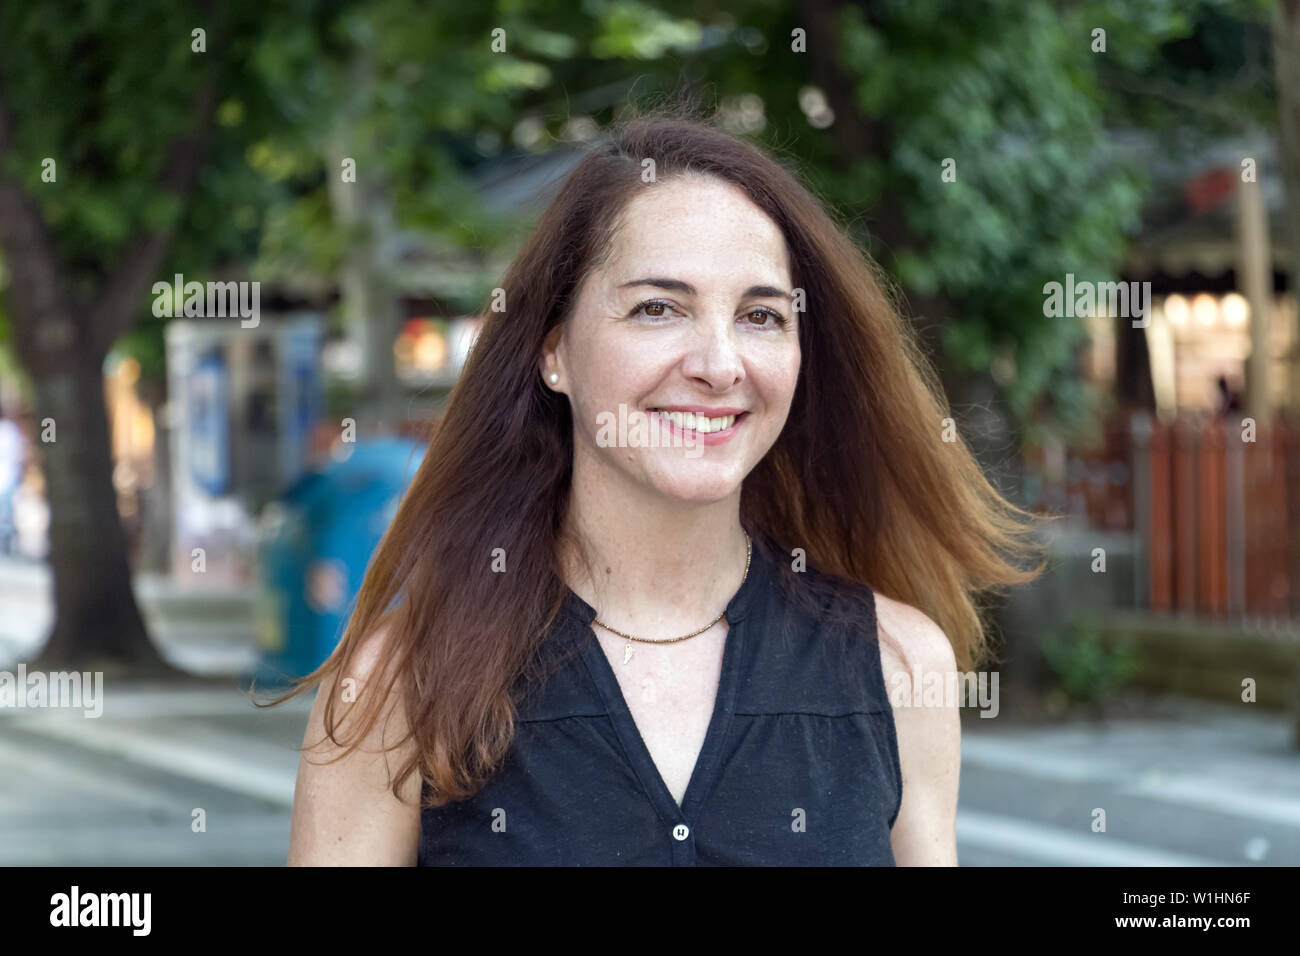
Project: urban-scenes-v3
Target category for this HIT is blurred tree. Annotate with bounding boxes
[0,0,1278,676]
[774,0,1273,699]
[0,0,654,670]
[245,1,584,423]
[0,1,339,673]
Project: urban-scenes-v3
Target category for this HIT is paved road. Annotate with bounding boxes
[0,685,307,866]
[0,684,1296,865]
[956,707,1300,866]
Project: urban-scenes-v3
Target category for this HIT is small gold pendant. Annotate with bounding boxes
[623,642,634,665]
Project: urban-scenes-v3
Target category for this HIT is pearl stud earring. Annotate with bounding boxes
[548,372,559,384]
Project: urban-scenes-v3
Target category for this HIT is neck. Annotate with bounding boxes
[560,457,750,638]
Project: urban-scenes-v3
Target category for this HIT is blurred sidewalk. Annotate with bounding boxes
[957,700,1300,865]
[0,679,1295,865]
[0,555,258,676]
[0,683,309,866]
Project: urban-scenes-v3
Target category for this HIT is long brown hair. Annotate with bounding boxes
[264,108,1043,808]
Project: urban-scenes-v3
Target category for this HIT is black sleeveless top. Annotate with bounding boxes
[417,534,903,865]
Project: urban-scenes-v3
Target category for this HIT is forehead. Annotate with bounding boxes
[602,176,791,283]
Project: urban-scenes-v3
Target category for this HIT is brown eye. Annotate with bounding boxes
[631,299,674,320]
[745,308,785,327]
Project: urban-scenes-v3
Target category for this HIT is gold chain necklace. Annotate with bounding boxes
[592,532,751,665]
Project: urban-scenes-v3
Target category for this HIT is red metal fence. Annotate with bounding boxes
[1024,411,1300,620]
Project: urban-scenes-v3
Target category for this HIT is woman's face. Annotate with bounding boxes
[542,175,801,505]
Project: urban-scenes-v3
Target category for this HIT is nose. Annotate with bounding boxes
[680,314,744,391]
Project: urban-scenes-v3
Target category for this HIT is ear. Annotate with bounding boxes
[539,323,567,392]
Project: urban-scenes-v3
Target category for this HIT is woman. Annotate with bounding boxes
[281,112,1041,866]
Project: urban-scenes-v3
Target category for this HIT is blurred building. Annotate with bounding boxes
[1026,133,1299,623]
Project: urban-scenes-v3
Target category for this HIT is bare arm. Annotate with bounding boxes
[287,629,423,865]
[875,594,961,866]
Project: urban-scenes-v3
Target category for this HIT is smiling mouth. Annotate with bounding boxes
[648,409,746,434]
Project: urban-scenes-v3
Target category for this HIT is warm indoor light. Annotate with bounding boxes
[415,329,447,369]
[1192,293,1218,326]
[1163,294,1189,326]
[1221,292,1249,328]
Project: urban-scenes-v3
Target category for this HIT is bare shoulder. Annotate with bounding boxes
[351,623,398,686]
[871,593,961,866]
[287,624,423,866]
[872,592,958,688]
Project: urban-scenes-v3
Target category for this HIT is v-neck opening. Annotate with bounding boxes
[579,615,743,824]
[561,532,766,823]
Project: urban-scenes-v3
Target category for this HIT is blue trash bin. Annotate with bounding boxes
[250,437,423,684]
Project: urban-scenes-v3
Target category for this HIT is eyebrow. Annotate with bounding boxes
[618,277,794,301]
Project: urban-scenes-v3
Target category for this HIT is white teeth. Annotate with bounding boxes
[650,410,737,434]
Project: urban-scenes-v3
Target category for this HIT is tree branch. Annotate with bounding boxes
[1097,73,1251,128]
[795,0,953,365]
[88,79,220,356]
[0,74,78,371]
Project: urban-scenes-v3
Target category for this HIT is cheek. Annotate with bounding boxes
[755,344,801,413]
[782,347,801,397]
[571,336,670,403]
[566,342,651,423]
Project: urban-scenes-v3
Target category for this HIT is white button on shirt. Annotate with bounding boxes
[673,824,690,841]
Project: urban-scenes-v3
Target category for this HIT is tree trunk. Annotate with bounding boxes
[26,337,177,678]
[0,65,217,680]
[327,50,404,433]
[1272,0,1300,749]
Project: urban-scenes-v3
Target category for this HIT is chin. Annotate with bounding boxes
[647,463,747,505]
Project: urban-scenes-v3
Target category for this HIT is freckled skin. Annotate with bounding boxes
[542,176,801,507]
